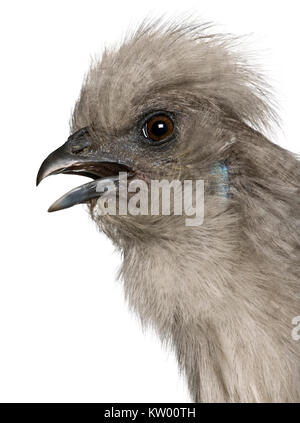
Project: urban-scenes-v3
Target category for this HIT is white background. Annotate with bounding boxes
[0,0,299,402]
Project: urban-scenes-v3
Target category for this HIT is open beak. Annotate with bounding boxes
[36,127,132,212]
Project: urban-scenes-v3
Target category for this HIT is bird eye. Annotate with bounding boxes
[142,114,174,142]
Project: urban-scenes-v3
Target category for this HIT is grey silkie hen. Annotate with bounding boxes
[37,20,300,402]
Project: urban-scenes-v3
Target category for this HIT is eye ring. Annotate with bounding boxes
[142,113,174,143]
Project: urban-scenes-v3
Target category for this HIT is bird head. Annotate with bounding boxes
[37,21,276,243]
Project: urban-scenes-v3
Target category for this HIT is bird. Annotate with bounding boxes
[37,19,300,403]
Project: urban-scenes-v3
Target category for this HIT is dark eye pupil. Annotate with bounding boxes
[151,121,168,137]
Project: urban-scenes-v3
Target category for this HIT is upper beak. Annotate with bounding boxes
[36,127,132,212]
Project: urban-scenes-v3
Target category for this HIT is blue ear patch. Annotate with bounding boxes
[210,161,230,198]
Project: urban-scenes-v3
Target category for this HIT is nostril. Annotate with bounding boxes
[67,126,93,155]
[71,144,90,155]
[68,137,92,155]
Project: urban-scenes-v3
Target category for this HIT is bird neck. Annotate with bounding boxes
[120,219,298,402]
[121,229,239,333]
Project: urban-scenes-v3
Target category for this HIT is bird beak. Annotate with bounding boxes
[36,127,132,212]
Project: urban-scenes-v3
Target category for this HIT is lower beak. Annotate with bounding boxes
[37,129,132,212]
[46,174,120,213]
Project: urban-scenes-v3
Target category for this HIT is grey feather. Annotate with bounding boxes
[71,20,300,402]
